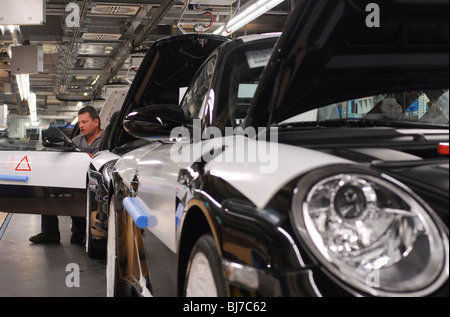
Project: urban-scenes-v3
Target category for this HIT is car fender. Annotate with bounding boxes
[90,150,120,171]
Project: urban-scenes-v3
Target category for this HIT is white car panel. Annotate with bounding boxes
[0,150,91,188]
[91,150,120,171]
[116,142,182,252]
[204,135,352,209]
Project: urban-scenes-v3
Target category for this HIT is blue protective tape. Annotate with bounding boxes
[0,175,29,182]
[123,197,158,229]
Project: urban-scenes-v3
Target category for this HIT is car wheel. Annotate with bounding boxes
[106,196,122,297]
[184,234,227,297]
[86,187,106,259]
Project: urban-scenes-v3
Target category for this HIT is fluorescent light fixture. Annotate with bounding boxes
[9,25,17,33]
[1,104,8,129]
[28,92,38,123]
[0,25,20,36]
[16,74,30,100]
[91,75,100,85]
[212,25,225,35]
[216,0,285,36]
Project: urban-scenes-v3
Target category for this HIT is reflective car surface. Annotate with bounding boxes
[108,0,448,297]
[86,34,229,258]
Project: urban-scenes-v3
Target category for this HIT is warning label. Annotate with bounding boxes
[6,155,32,172]
[15,156,31,171]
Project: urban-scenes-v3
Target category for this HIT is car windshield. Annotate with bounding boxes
[278,90,449,128]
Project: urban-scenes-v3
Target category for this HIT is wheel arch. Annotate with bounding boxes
[177,202,221,296]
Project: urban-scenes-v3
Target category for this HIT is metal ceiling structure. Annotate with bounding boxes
[0,0,291,124]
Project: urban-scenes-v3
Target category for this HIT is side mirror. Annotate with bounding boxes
[42,137,79,151]
[124,105,191,142]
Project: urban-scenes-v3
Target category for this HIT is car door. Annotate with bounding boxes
[0,121,91,217]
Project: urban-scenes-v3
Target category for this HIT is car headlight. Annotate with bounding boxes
[291,168,448,296]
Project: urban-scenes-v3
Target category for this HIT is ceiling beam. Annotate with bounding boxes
[92,0,177,98]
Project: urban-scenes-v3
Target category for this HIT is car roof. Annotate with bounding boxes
[248,0,449,127]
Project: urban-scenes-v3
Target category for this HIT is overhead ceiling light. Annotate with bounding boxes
[0,25,20,36]
[28,93,38,123]
[91,75,100,85]
[82,33,122,41]
[16,74,30,100]
[90,5,140,16]
[214,0,285,36]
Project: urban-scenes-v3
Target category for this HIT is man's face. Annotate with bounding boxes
[78,112,99,137]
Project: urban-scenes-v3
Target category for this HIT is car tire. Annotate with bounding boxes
[184,234,227,297]
[106,196,122,297]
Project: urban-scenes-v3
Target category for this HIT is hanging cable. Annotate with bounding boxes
[201,12,214,29]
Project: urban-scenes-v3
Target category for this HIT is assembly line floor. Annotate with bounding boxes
[0,213,106,297]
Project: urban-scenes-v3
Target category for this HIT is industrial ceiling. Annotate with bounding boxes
[0,0,291,124]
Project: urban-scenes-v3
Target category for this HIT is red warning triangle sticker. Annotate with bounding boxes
[15,156,31,171]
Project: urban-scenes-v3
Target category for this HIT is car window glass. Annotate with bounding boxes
[180,56,217,119]
[280,90,449,126]
[0,114,74,151]
[214,41,275,131]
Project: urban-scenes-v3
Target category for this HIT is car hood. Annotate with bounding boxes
[248,0,449,127]
[128,33,229,109]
